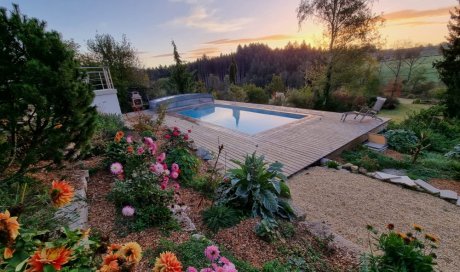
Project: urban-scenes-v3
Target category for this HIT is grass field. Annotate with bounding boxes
[379,55,442,85]
[380,98,431,123]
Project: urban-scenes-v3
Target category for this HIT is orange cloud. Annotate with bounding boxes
[391,21,447,27]
[186,47,221,58]
[383,6,454,21]
[205,34,296,45]
[152,53,173,58]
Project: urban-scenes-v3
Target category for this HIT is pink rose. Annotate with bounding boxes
[156,152,166,163]
[170,171,179,179]
[171,163,179,172]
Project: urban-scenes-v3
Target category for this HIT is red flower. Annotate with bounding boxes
[183,134,189,140]
[187,129,192,133]
[172,130,180,137]
[164,134,171,139]
[173,126,179,131]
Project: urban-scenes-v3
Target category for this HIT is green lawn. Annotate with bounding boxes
[380,98,431,123]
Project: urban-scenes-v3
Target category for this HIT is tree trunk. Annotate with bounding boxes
[323,63,333,107]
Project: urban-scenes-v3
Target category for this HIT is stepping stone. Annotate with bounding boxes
[440,190,458,201]
[374,172,401,180]
[196,147,213,161]
[389,176,417,188]
[382,168,407,176]
[413,179,441,195]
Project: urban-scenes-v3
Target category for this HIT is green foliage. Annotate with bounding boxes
[279,182,291,198]
[170,41,195,93]
[342,147,410,171]
[254,218,279,242]
[228,84,247,102]
[202,205,242,232]
[107,170,174,232]
[217,152,295,221]
[244,84,269,104]
[90,114,126,155]
[262,260,291,272]
[360,155,380,172]
[229,58,238,84]
[325,160,340,169]
[286,87,316,109]
[385,129,419,154]
[154,238,258,272]
[266,74,285,96]
[278,221,296,239]
[0,5,97,180]
[165,147,199,184]
[362,225,438,272]
[445,144,460,160]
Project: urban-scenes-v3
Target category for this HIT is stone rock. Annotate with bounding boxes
[389,176,417,188]
[440,190,458,201]
[374,172,401,181]
[342,163,354,170]
[189,142,198,151]
[366,172,376,178]
[191,233,206,240]
[196,147,213,161]
[413,179,441,195]
[350,165,359,173]
[320,158,331,166]
[382,168,407,176]
[358,167,368,174]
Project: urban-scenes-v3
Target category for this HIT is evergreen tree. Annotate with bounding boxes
[0,5,97,180]
[229,57,238,84]
[434,2,460,118]
[170,40,194,93]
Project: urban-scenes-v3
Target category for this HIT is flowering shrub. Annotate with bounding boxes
[163,127,193,152]
[165,147,199,184]
[361,224,438,272]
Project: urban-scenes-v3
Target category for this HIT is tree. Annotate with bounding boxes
[0,5,96,180]
[86,33,144,112]
[229,57,238,84]
[297,0,381,108]
[434,1,460,117]
[170,40,194,93]
[266,74,285,96]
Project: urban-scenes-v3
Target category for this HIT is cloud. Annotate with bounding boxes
[391,21,447,27]
[168,6,252,32]
[383,6,454,21]
[152,53,174,58]
[205,34,297,45]
[186,47,221,58]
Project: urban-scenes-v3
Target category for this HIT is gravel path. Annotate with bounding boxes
[289,167,460,272]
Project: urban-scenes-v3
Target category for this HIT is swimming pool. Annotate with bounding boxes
[178,104,305,135]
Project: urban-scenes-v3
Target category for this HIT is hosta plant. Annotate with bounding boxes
[217,152,295,221]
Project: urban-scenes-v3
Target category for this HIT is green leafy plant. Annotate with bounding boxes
[217,152,295,221]
[361,224,438,272]
[254,218,279,242]
[166,147,199,184]
[262,260,291,272]
[202,205,242,232]
[445,144,460,160]
[325,160,340,169]
[385,129,419,154]
[89,113,126,155]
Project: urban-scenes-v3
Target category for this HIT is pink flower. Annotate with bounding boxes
[162,163,168,171]
[122,206,135,216]
[200,269,213,272]
[188,129,192,133]
[157,152,166,163]
[173,130,180,137]
[148,144,157,154]
[170,171,179,179]
[160,182,167,190]
[173,182,180,191]
[165,134,171,139]
[163,176,170,183]
[219,257,231,265]
[164,169,170,176]
[144,137,154,146]
[150,163,164,174]
[187,267,198,272]
[126,135,133,143]
[204,245,220,262]
[183,134,189,140]
[137,146,145,155]
[173,126,179,131]
[110,162,123,175]
[171,163,179,172]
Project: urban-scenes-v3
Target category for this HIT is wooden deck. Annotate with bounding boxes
[146,101,389,177]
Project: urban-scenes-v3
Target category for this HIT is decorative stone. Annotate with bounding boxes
[358,167,368,174]
[439,190,458,201]
[196,147,213,161]
[381,168,407,176]
[342,163,354,170]
[374,172,401,181]
[191,233,206,240]
[366,172,376,178]
[389,176,417,188]
[350,165,359,173]
[413,179,441,195]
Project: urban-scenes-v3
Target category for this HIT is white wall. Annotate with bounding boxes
[91,89,122,115]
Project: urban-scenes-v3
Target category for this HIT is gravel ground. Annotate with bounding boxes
[289,167,460,272]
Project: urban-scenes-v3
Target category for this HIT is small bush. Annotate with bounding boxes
[360,155,380,172]
[445,144,460,160]
[385,129,419,154]
[203,205,242,232]
[325,160,340,169]
[244,84,269,104]
[165,147,200,184]
[286,87,315,109]
[229,84,247,102]
[262,260,290,272]
[255,218,279,242]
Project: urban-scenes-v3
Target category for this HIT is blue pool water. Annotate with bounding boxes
[178,104,305,135]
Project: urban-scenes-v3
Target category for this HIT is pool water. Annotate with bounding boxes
[178,104,304,135]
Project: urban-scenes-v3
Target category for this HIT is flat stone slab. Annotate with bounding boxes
[374,172,401,180]
[382,168,407,176]
[440,190,458,201]
[413,179,441,195]
[389,176,417,188]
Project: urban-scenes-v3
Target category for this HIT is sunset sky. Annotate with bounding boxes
[1,0,457,67]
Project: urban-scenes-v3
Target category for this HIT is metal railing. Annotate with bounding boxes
[80,67,114,90]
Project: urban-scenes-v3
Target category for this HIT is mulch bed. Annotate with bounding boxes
[384,149,406,161]
[429,178,460,195]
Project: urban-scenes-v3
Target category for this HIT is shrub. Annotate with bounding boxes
[254,218,279,242]
[163,126,193,151]
[229,84,247,102]
[263,260,290,272]
[165,147,199,184]
[0,5,97,181]
[202,205,242,232]
[90,114,126,155]
[328,90,367,112]
[286,87,315,109]
[362,224,438,272]
[244,84,269,104]
[385,129,419,154]
[217,152,295,221]
[360,155,380,172]
[325,160,340,169]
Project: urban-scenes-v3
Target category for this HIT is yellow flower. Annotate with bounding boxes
[27,247,72,272]
[413,223,423,232]
[0,210,20,243]
[107,244,122,254]
[153,251,182,272]
[425,234,440,243]
[120,242,142,264]
[3,247,14,259]
[50,180,74,208]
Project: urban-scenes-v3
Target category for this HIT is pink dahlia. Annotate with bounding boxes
[150,163,164,174]
[122,206,135,216]
[149,144,157,155]
[137,146,145,155]
[204,245,220,262]
[110,162,123,175]
[186,267,198,272]
[171,163,179,172]
[126,135,133,143]
[157,152,166,163]
[144,137,154,146]
[170,171,179,179]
